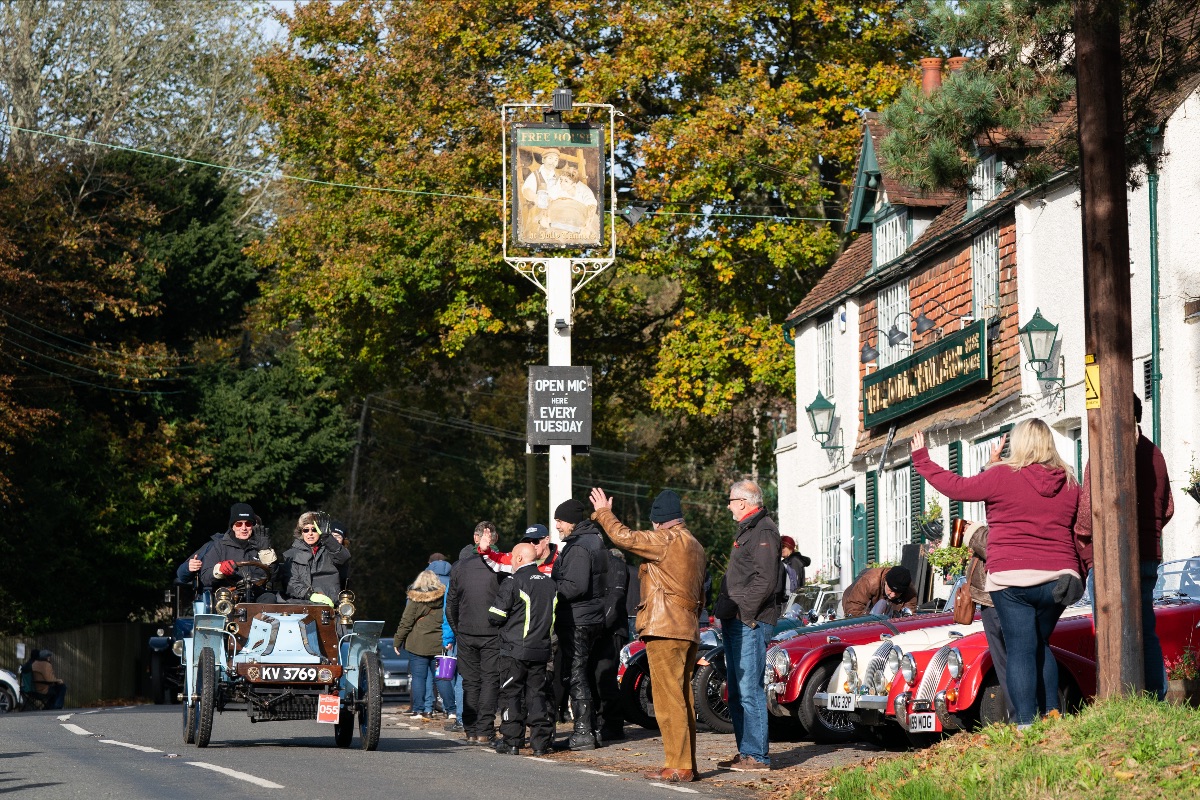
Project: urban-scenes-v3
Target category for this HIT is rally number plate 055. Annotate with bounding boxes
[829,693,856,712]
[908,711,939,733]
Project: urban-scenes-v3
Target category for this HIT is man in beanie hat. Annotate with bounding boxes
[550,497,609,750]
[589,487,705,783]
[841,565,918,618]
[201,502,278,601]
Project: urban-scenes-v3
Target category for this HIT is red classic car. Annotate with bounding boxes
[839,558,1200,745]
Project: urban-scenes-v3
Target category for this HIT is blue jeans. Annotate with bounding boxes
[1086,563,1166,700]
[723,619,773,764]
[409,653,435,714]
[991,582,1064,725]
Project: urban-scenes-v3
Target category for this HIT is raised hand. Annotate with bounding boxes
[910,430,926,452]
[589,487,613,512]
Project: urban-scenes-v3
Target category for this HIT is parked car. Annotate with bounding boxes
[0,667,23,712]
[178,563,385,750]
[378,642,411,699]
[877,557,1200,745]
[782,585,844,623]
[763,578,965,744]
[148,583,199,704]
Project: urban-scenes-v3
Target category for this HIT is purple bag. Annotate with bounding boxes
[433,654,457,681]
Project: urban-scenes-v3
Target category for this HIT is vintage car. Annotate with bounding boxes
[763,578,965,743]
[148,583,199,705]
[178,559,385,750]
[835,558,1200,745]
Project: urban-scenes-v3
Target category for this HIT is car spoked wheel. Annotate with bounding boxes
[195,647,216,748]
[0,685,17,714]
[334,702,355,748]
[693,661,733,734]
[619,659,658,730]
[182,695,196,744]
[798,659,859,744]
[358,651,382,751]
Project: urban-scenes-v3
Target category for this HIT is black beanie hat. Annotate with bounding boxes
[649,489,683,523]
[885,565,912,593]
[229,502,255,528]
[554,499,589,525]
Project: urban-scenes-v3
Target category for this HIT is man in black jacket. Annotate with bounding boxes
[550,498,608,751]
[447,521,504,744]
[593,547,628,743]
[488,543,557,755]
[200,503,278,601]
[714,481,780,773]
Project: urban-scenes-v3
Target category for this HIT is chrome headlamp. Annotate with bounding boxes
[619,643,635,668]
[900,653,917,685]
[884,648,901,681]
[766,646,792,682]
[214,587,234,616]
[947,648,964,680]
[337,590,356,620]
[842,648,858,674]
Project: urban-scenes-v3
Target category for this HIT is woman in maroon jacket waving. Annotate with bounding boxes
[911,419,1081,729]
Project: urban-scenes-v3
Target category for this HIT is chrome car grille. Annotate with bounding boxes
[917,645,952,702]
[862,641,896,693]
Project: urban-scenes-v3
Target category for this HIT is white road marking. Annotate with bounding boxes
[57,714,72,721]
[649,784,700,794]
[426,731,446,736]
[79,709,104,715]
[579,769,616,777]
[61,724,92,736]
[99,739,162,753]
[187,762,284,789]
[523,757,556,763]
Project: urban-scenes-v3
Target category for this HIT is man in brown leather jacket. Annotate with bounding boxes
[841,565,918,617]
[589,487,705,784]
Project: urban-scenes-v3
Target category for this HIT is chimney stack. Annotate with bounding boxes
[920,57,944,96]
[946,56,969,73]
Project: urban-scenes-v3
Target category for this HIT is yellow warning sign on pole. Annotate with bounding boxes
[1084,358,1101,409]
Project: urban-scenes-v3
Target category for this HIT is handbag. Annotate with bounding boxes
[953,560,977,625]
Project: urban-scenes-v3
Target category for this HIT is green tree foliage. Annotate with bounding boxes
[253,0,924,417]
[880,0,1200,192]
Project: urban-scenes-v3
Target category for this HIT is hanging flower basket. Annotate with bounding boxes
[1187,485,1200,504]
[918,519,944,542]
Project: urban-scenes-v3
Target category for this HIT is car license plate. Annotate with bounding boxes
[908,712,938,733]
[829,693,855,711]
[385,678,401,687]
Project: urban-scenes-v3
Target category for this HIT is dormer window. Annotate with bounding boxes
[874,209,908,267]
[969,154,1001,211]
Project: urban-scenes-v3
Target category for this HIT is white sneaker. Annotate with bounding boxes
[447,713,457,721]
[410,712,430,721]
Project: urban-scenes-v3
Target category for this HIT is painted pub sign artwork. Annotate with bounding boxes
[510,123,604,248]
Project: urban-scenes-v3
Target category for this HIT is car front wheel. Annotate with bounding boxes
[358,651,382,751]
[797,658,858,744]
[693,661,733,734]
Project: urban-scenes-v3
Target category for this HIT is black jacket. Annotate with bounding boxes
[200,528,273,595]
[488,563,556,661]
[715,508,781,627]
[783,552,809,589]
[551,519,607,626]
[447,542,504,638]
[602,550,629,630]
[282,534,351,602]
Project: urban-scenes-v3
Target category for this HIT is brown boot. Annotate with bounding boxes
[643,768,697,782]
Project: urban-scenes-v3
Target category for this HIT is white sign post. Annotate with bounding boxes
[502,93,618,540]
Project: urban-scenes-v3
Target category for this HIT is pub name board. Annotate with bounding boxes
[862,319,990,429]
[527,366,592,447]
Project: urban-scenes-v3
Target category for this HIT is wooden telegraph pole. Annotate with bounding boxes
[1073,0,1143,696]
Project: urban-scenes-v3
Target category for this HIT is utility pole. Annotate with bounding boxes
[1074,0,1143,697]
[348,395,370,533]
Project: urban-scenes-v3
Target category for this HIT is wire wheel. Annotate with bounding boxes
[195,647,216,747]
[358,651,382,751]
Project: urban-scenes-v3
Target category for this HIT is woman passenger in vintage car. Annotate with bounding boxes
[281,511,351,605]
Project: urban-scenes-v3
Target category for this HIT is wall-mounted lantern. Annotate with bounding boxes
[805,390,843,457]
[1018,307,1064,385]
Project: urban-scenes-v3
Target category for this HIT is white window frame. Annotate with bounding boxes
[875,210,908,267]
[821,487,841,582]
[879,466,911,565]
[961,433,1004,525]
[970,155,1000,209]
[816,317,835,400]
[972,227,1000,320]
[876,281,912,368]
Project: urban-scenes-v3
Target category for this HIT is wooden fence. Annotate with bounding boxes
[0,623,160,707]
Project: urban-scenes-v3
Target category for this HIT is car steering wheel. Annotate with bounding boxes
[233,560,271,589]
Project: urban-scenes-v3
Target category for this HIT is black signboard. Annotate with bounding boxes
[527,366,592,447]
[862,320,990,429]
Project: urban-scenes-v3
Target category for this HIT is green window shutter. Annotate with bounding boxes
[909,465,925,543]
[947,442,963,521]
[865,470,878,564]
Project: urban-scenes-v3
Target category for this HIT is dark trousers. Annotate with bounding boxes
[593,628,624,736]
[991,581,1065,725]
[980,604,1015,718]
[497,654,553,751]
[458,632,500,738]
[557,618,601,730]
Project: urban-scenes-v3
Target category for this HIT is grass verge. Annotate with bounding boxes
[789,695,1200,800]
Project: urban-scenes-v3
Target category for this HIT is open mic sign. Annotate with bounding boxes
[317,694,341,724]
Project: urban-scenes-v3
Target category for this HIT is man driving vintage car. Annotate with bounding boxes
[200,502,278,601]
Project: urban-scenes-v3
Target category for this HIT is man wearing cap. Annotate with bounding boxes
[549,498,609,751]
[841,565,918,618]
[589,487,706,783]
[200,502,278,600]
[478,524,559,575]
[713,480,780,773]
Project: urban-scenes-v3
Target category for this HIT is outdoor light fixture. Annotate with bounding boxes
[554,318,570,332]
[805,390,843,457]
[860,340,879,364]
[551,87,573,112]
[916,298,974,335]
[1018,307,1064,387]
[619,206,648,225]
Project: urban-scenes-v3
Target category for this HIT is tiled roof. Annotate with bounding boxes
[865,114,960,208]
[784,233,873,324]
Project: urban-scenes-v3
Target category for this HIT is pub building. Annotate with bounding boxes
[775,60,1200,600]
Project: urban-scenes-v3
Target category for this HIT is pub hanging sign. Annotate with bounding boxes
[862,319,990,429]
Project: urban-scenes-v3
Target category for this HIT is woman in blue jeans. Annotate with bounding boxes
[393,570,449,720]
[912,419,1082,728]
